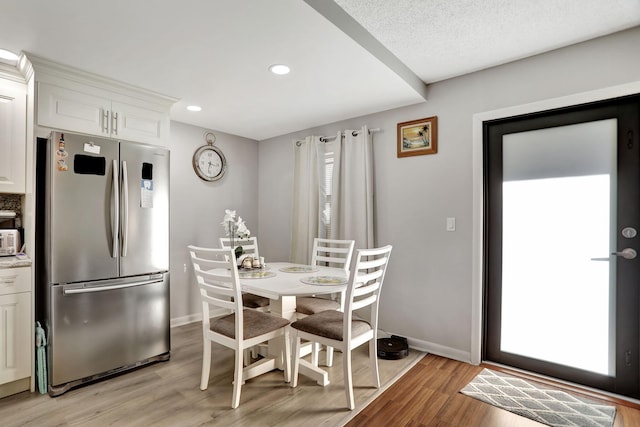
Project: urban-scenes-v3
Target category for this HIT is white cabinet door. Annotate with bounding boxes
[0,291,30,385]
[112,101,168,145]
[0,84,27,194]
[37,82,110,137]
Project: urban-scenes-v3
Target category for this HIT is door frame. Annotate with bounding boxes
[471,81,640,366]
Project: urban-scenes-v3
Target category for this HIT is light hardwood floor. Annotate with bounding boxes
[3,322,639,426]
[347,353,640,427]
[0,322,423,426]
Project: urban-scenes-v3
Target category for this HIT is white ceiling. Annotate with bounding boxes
[1,0,639,141]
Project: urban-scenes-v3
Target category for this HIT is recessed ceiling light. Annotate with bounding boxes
[269,64,290,75]
[0,49,19,61]
[186,105,202,112]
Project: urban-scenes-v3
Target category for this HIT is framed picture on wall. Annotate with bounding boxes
[397,116,438,157]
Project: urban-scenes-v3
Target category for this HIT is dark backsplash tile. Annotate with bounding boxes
[0,194,22,227]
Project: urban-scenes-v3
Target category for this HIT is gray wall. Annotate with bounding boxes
[256,26,640,361]
[168,121,259,325]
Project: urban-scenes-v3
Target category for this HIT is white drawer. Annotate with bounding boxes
[0,267,30,295]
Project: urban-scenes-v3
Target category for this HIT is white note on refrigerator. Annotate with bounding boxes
[141,180,154,208]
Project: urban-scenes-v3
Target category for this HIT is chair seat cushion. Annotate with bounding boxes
[212,309,289,340]
[291,310,371,341]
[295,296,340,315]
[242,293,270,308]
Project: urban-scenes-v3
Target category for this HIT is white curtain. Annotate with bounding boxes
[330,125,374,249]
[291,126,374,263]
[290,136,323,264]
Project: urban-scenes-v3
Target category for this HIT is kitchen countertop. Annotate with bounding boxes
[0,255,32,268]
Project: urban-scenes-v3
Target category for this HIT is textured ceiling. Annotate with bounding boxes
[1,0,639,140]
[335,0,640,82]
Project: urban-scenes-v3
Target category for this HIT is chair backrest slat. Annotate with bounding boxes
[352,294,377,311]
[357,269,384,285]
[220,236,259,258]
[353,282,379,297]
[198,282,236,310]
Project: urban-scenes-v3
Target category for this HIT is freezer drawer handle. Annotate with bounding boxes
[63,279,164,295]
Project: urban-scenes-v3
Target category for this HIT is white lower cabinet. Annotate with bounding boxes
[0,267,31,389]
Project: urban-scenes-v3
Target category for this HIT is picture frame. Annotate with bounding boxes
[397,116,438,157]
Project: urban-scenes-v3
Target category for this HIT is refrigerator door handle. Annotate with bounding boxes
[112,159,119,258]
[122,160,129,257]
[63,279,164,295]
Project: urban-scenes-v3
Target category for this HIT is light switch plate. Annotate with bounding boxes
[446,217,456,232]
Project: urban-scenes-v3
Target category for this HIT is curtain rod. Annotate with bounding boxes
[296,128,381,146]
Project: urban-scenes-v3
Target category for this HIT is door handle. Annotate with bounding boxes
[612,248,637,260]
[103,109,109,133]
[111,159,119,258]
[112,111,118,135]
[122,160,129,257]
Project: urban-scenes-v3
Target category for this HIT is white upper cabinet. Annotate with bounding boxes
[37,82,110,137]
[29,54,177,146]
[0,78,27,194]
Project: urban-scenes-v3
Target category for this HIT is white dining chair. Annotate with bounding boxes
[290,244,392,410]
[188,245,291,409]
[296,238,355,366]
[219,237,270,311]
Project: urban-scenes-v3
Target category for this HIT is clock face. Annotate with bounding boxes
[193,145,226,181]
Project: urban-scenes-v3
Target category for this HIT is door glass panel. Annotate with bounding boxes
[500,119,617,376]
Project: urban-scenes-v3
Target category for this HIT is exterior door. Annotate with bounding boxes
[484,95,640,398]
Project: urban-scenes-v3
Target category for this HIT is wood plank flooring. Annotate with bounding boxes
[2,321,639,426]
[0,322,423,426]
[347,354,640,427]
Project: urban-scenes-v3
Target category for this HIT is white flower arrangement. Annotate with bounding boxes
[221,209,250,258]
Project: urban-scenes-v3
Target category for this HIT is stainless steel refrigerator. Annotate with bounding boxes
[36,131,170,396]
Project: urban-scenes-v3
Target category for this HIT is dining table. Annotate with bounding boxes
[235,261,348,386]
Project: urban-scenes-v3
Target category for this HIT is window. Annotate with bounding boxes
[319,145,334,239]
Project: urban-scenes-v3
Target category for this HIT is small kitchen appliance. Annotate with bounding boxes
[0,229,21,256]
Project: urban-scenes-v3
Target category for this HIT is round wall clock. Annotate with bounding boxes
[193,132,227,181]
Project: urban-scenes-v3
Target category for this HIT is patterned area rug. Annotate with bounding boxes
[460,368,616,427]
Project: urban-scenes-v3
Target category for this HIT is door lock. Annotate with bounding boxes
[612,248,637,260]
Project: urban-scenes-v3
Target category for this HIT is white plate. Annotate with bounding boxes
[238,271,276,279]
[279,265,319,273]
[300,276,347,286]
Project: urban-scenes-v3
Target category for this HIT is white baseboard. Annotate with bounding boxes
[173,315,473,365]
[409,338,471,364]
[380,331,472,364]
[170,313,201,328]
[170,308,229,328]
